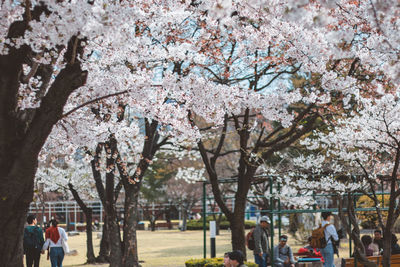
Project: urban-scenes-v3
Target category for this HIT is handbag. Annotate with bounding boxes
[61,238,70,254]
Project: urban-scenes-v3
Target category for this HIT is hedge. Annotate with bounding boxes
[185,258,258,267]
[186,216,256,230]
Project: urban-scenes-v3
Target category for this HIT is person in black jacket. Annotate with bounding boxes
[23,215,45,267]
[391,234,400,255]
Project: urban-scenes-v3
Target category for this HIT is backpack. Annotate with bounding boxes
[23,227,42,251]
[310,223,329,249]
[246,228,255,250]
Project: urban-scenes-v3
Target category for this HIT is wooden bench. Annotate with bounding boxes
[343,254,400,267]
[155,222,179,229]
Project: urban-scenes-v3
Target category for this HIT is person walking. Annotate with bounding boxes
[274,235,295,267]
[23,215,45,267]
[319,212,339,267]
[253,216,270,267]
[44,219,68,267]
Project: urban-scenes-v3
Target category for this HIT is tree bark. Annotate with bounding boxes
[97,215,110,263]
[229,207,247,259]
[68,183,96,263]
[122,186,141,267]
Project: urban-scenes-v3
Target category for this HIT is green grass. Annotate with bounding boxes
[32,229,354,267]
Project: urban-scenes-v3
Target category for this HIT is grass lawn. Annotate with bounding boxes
[34,229,354,267]
[36,230,233,267]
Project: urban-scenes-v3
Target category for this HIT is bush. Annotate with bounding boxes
[185,258,257,267]
[186,219,256,230]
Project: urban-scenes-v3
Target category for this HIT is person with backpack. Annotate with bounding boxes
[273,235,295,267]
[23,214,45,267]
[319,212,339,267]
[252,216,270,267]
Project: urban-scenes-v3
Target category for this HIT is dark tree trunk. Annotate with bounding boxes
[181,206,188,231]
[107,214,123,267]
[165,207,172,230]
[104,139,123,267]
[229,207,247,259]
[122,186,140,267]
[97,215,110,263]
[68,183,96,263]
[84,209,96,263]
[382,229,392,267]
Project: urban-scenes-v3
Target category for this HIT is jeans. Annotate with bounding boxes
[25,248,41,267]
[254,252,268,267]
[320,243,335,267]
[50,247,64,267]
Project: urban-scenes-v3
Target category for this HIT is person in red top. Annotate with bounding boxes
[297,237,324,263]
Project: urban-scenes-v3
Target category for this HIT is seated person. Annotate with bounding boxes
[361,235,374,256]
[274,235,295,267]
[228,250,247,267]
[392,234,400,255]
[224,252,231,267]
[297,237,324,262]
[373,229,383,252]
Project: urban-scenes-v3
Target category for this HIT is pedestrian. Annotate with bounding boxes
[44,219,68,267]
[253,216,270,267]
[373,229,383,252]
[23,215,45,267]
[319,212,339,267]
[274,235,295,267]
[228,250,247,267]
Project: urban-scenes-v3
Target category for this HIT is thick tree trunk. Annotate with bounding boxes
[84,209,96,263]
[97,215,110,263]
[382,230,392,267]
[229,208,247,260]
[0,184,32,267]
[122,187,140,267]
[107,212,123,267]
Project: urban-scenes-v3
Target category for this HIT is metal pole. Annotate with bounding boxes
[269,177,274,266]
[203,182,207,259]
[65,203,68,232]
[349,219,352,258]
[278,182,281,238]
[210,221,216,258]
[100,202,103,223]
[74,202,77,232]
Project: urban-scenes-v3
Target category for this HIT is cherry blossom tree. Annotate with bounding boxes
[0,1,195,265]
[293,93,400,267]
[2,0,399,266]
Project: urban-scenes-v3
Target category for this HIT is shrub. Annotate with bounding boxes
[186,217,256,230]
[185,258,257,267]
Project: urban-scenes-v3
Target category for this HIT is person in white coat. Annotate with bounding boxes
[43,219,68,267]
